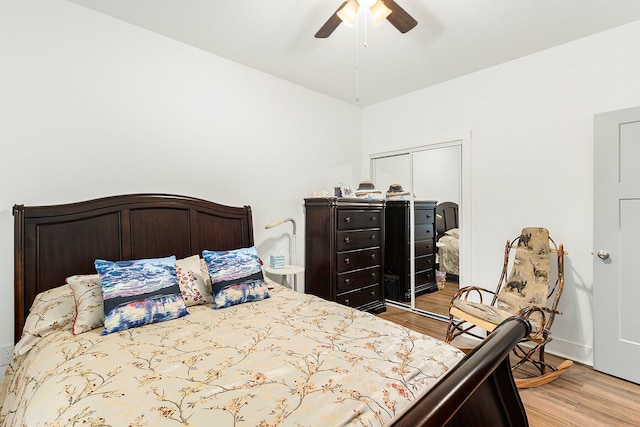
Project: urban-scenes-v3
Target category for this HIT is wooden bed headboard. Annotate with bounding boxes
[435,201,459,241]
[13,193,254,343]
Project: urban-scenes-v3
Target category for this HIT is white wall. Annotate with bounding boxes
[361,20,640,364]
[0,0,361,375]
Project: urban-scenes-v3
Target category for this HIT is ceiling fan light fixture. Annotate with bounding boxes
[369,0,392,25]
[315,0,417,39]
[357,0,376,8]
[337,0,359,27]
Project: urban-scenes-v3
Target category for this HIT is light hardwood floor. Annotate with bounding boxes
[387,277,458,318]
[378,305,640,426]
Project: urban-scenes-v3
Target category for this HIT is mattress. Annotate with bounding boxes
[1,283,464,426]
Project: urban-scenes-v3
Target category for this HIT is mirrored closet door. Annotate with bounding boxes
[371,135,469,320]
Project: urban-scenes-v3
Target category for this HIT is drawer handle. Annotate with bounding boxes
[344,237,350,243]
[344,258,350,264]
[370,216,376,222]
[371,272,376,278]
[370,291,375,296]
[344,216,351,223]
[344,278,350,285]
[344,299,350,305]
[370,234,376,240]
[370,253,376,259]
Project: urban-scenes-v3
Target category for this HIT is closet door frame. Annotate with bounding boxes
[370,130,472,319]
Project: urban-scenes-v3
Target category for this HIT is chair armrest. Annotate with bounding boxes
[517,306,559,342]
[451,286,497,307]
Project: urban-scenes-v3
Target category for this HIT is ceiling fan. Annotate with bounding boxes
[315,0,417,38]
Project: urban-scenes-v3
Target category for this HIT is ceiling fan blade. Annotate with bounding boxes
[315,1,348,38]
[385,0,417,33]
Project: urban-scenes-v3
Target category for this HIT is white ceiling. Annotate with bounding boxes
[68,0,640,107]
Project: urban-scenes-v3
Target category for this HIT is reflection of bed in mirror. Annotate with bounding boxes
[436,201,460,278]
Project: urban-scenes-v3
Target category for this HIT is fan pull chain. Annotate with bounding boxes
[355,13,369,103]
[363,11,368,48]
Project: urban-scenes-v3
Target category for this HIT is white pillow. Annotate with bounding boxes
[66,274,103,335]
[14,284,75,356]
[176,255,214,306]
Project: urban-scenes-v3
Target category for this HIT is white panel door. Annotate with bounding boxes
[593,106,640,384]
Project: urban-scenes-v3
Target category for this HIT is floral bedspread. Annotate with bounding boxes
[1,285,463,427]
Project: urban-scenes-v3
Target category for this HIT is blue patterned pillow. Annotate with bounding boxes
[202,246,270,309]
[95,256,188,335]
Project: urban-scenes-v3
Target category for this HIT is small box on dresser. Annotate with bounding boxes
[304,197,386,313]
[385,200,438,301]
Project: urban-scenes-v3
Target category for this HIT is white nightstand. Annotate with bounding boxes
[263,265,304,291]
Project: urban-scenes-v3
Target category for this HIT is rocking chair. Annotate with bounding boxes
[445,227,572,388]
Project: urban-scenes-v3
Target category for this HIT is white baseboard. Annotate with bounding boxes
[517,336,593,366]
[545,337,593,366]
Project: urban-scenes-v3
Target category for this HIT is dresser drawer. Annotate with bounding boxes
[336,248,381,273]
[304,197,386,314]
[415,269,436,286]
[415,254,435,272]
[337,210,382,230]
[414,209,436,225]
[415,239,434,257]
[336,285,381,308]
[337,267,380,294]
[415,223,434,241]
[337,229,381,251]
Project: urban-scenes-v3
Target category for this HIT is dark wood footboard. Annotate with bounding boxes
[391,316,531,427]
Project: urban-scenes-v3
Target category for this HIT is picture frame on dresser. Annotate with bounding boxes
[303,197,386,313]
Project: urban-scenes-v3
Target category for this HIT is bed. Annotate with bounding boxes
[2,193,529,426]
[436,202,460,277]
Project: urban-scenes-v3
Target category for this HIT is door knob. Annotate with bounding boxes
[597,250,610,260]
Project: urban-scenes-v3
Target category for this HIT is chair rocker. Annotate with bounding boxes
[445,227,572,388]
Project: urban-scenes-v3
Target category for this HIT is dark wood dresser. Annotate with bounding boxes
[304,197,386,313]
[385,200,438,301]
